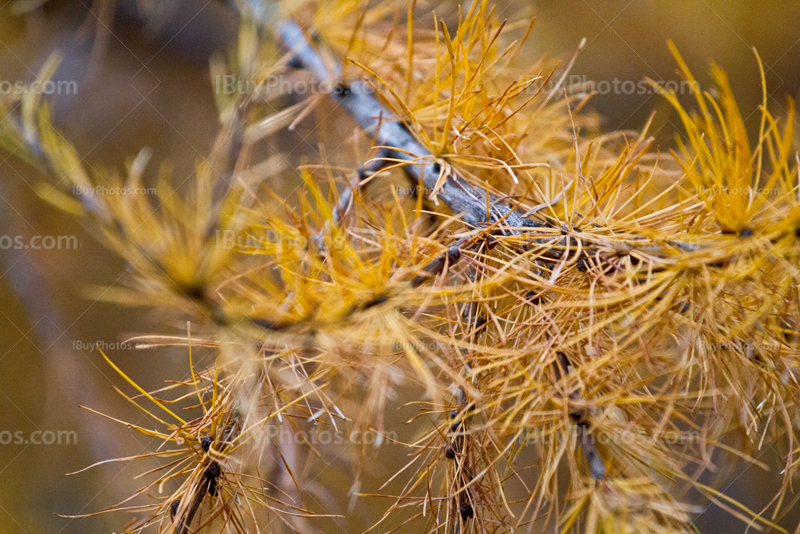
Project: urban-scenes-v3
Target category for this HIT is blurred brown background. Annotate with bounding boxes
[0,1,799,533]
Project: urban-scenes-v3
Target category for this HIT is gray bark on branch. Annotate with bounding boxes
[273,18,529,232]
[242,10,705,265]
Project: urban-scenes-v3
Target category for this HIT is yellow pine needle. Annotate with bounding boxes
[99,348,187,425]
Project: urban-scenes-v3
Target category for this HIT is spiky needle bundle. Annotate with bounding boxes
[3,1,800,533]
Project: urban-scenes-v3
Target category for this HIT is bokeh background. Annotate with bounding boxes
[1,1,799,533]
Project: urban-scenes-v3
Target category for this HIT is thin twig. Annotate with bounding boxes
[175,462,222,534]
[553,352,606,480]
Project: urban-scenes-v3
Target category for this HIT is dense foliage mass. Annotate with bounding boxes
[2,1,800,532]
